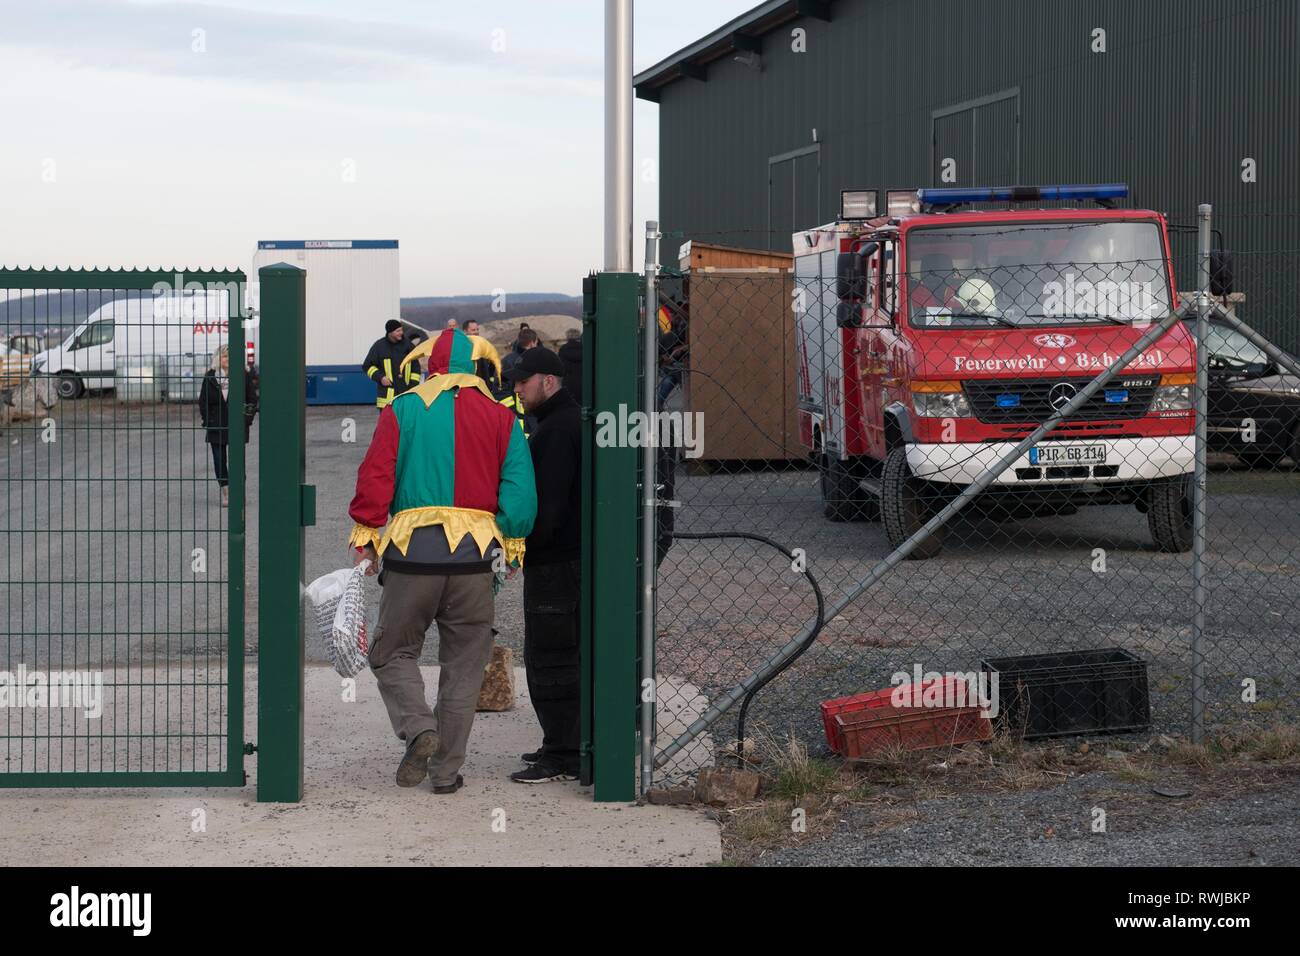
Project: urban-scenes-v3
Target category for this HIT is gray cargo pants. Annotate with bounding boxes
[369,569,495,788]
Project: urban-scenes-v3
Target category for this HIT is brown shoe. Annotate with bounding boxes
[432,774,464,795]
[396,730,438,787]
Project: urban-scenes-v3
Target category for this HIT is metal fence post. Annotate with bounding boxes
[1191,204,1212,744]
[582,271,639,802]
[640,222,660,796]
[256,262,313,802]
[228,284,248,786]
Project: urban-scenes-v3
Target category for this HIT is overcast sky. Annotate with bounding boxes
[0,0,754,295]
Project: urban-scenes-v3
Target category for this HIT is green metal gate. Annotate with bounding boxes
[0,268,247,787]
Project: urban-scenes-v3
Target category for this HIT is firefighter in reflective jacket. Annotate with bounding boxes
[498,391,532,438]
[363,320,422,408]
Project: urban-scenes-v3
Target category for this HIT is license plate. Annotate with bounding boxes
[1030,444,1107,466]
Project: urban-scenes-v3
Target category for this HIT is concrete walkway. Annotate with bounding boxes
[0,664,719,866]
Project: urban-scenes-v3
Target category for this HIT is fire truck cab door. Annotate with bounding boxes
[811,247,845,454]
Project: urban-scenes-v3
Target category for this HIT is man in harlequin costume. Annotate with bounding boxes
[348,328,536,795]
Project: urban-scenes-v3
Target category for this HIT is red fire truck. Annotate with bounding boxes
[794,184,1195,558]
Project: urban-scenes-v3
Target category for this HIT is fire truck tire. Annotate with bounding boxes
[882,447,943,559]
[1146,475,1193,553]
[819,452,877,522]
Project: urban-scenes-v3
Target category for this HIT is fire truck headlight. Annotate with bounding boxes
[1151,384,1192,411]
[912,388,973,418]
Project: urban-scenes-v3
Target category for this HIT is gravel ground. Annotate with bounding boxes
[753,760,1300,867]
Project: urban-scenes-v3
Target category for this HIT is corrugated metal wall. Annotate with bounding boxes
[654,0,1300,347]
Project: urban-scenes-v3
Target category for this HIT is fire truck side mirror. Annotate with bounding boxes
[1209,249,1234,297]
[835,301,862,328]
[836,251,868,299]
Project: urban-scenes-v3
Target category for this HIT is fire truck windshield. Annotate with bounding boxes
[905,220,1170,328]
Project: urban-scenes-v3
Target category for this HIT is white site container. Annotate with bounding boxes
[251,240,401,404]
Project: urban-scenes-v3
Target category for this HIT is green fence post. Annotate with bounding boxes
[256,262,313,802]
[228,280,247,787]
[583,271,640,802]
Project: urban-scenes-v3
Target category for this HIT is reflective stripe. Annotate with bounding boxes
[366,365,380,379]
[500,394,528,437]
[383,358,393,383]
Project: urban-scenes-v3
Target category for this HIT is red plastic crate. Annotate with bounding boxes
[820,677,974,754]
[834,704,992,759]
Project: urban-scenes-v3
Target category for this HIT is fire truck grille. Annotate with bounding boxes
[963,377,1157,424]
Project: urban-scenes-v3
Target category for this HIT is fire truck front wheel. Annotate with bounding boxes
[819,451,878,522]
[1145,475,1193,553]
[882,447,944,559]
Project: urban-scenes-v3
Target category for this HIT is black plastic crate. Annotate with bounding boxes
[980,648,1150,739]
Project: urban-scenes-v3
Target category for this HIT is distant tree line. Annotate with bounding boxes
[400,298,581,328]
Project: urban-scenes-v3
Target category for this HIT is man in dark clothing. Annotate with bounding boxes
[499,327,539,385]
[558,327,583,403]
[498,327,541,434]
[504,346,582,783]
[362,319,421,408]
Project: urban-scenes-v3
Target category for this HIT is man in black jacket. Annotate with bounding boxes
[504,346,582,783]
[362,320,420,408]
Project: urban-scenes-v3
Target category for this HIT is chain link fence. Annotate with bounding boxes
[645,208,1300,787]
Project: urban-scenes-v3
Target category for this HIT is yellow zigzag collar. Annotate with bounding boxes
[401,374,497,408]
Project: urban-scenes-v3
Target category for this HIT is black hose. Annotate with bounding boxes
[667,530,826,768]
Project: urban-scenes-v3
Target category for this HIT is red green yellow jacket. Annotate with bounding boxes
[348,329,536,568]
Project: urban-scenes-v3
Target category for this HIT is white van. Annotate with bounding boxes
[31,291,232,399]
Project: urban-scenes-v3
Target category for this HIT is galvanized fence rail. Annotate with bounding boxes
[642,205,1300,789]
[0,269,248,786]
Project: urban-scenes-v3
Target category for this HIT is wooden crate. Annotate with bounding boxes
[678,244,801,462]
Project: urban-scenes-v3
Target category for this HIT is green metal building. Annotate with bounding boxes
[635,0,1300,346]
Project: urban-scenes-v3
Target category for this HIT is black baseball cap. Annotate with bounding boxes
[504,346,565,382]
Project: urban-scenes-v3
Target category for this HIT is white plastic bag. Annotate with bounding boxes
[306,561,372,677]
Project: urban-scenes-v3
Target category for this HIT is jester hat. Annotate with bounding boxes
[400,328,502,381]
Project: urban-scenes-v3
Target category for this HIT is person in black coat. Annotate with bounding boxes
[503,346,582,783]
[199,346,258,507]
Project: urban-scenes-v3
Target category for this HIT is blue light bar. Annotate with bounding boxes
[917,183,1129,206]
